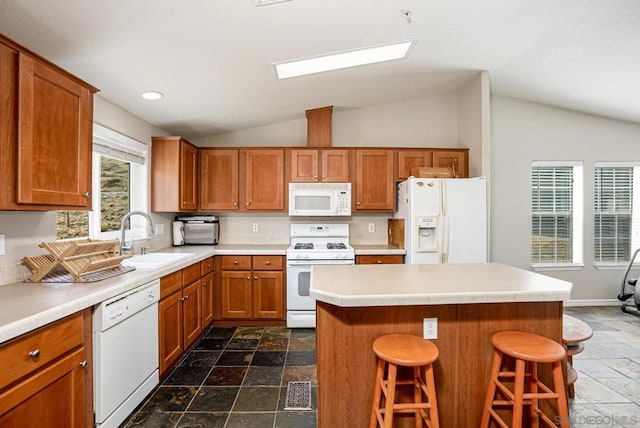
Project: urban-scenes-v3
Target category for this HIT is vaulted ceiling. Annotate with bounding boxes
[1,0,639,139]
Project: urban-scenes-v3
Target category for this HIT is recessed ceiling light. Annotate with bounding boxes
[273,39,417,80]
[254,0,292,6]
[141,91,163,101]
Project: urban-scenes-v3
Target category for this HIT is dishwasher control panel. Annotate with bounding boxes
[95,279,160,331]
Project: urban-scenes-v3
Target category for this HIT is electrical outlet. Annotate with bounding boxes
[368,223,375,233]
[252,223,259,232]
[423,317,437,339]
[0,233,4,256]
[155,224,165,235]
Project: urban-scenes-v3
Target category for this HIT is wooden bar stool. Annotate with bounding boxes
[562,314,593,398]
[480,331,569,428]
[369,334,439,428]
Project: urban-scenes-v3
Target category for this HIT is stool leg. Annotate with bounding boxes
[567,354,575,399]
[512,358,526,428]
[529,361,539,428]
[552,361,570,428]
[370,358,386,428]
[480,349,503,428]
[413,366,422,428]
[384,363,398,428]
[424,363,439,428]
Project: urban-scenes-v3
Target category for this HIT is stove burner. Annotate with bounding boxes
[326,242,347,250]
[294,243,314,250]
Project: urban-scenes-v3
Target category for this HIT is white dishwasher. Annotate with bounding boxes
[94,279,160,428]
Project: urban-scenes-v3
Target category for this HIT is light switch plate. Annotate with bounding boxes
[252,223,259,232]
[0,233,5,256]
[155,224,164,235]
[368,223,375,233]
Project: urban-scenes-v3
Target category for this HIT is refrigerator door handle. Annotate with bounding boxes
[442,213,449,263]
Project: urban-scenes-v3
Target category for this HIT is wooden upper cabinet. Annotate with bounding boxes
[0,36,98,210]
[200,149,239,211]
[289,149,349,183]
[432,149,469,178]
[354,149,395,211]
[397,150,433,181]
[244,149,284,210]
[151,136,198,212]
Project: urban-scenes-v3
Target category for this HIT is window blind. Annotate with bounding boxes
[92,123,147,165]
[594,167,633,263]
[531,166,574,263]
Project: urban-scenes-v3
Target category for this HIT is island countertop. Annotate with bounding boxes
[310,262,572,307]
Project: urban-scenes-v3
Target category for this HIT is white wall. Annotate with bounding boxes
[491,96,640,301]
[193,95,460,148]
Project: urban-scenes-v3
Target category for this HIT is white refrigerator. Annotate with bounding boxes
[394,177,487,264]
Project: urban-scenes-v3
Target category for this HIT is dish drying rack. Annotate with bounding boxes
[21,239,131,282]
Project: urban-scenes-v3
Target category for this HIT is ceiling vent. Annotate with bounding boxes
[305,106,333,148]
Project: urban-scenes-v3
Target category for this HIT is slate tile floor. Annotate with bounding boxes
[123,307,640,427]
[122,326,317,428]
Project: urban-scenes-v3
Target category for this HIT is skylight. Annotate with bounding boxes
[273,40,417,80]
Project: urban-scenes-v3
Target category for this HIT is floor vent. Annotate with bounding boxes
[284,381,312,410]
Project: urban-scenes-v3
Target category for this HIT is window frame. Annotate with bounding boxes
[531,161,584,271]
[593,162,640,269]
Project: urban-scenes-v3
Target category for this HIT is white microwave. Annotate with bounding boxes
[288,182,351,216]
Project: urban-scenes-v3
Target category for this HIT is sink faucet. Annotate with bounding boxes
[119,211,154,255]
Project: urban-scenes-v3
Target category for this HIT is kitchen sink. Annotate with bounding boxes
[121,252,196,269]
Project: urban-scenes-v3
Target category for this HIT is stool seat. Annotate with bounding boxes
[492,330,566,363]
[373,334,439,366]
[563,314,593,345]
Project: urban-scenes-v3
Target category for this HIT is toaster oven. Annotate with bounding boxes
[173,216,219,245]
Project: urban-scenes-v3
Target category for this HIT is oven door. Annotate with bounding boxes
[286,259,355,310]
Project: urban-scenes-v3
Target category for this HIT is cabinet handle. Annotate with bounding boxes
[322,175,326,179]
[313,175,318,178]
[82,191,90,198]
[246,201,251,206]
[233,260,238,265]
[182,201,186,205]
[207,263,212,268]
[254,276,258,280]
[377,260,382,264]
[357,201,361,206]
[246,276,250,280]
[184,295,189,300]
[203,281,208,287]
[80,360,88,368]
[233,201,238,206]
[265,261,271,265]
[28,349,40,360]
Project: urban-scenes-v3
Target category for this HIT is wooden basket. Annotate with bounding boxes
[21,239,130,282]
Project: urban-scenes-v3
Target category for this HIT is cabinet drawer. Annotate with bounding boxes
[0,311,84,388]
[253,255,283,271]
[356,255,404,265]
[201,257,214,276]
[221,255,252,270]
[160,270,183,299]
[183,262,201,285]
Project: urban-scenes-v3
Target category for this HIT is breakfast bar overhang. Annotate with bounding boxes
[310,263,573,427]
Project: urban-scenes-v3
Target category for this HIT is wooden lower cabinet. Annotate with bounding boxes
[217,255,285,324]
[0,309,92,428]
[158,259,214,378]
[356,255,404,264]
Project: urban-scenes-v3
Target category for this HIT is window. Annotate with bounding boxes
[531,162,583,267]
[594,163,640,265]
[56,124,148,240]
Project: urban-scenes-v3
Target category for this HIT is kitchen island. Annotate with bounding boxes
[310,263,572,428]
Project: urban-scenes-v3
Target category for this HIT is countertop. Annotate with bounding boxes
[0,242,405,344]
[0,244,287,344]
[309,262,573,307]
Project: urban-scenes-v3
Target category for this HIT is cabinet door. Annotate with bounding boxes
[17,54,92,207]
[354,150,395,211]
[221,271,252,319]
[432,150,468,178]
[290,149,319,182]
[158,291,184,377]
[253,271,284,319]
[180,141,198,211]
[356,255,404,264]
[201,272,214,327]
[321,149,350,182]
[0,347,87,427]
[244,149,284,210]
[397,150,432,180]
[200,149,239,210]
[183,280,202,349]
